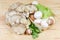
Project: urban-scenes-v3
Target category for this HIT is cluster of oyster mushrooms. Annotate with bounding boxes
[5,1,55,35]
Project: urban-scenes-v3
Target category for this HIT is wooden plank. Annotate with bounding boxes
[0,0,60,40]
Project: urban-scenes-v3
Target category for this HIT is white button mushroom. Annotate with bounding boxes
[34,19,42,24]
[32,1,38,5]
[34,11,42,19]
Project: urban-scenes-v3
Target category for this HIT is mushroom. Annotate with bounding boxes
[12,24,26,35]
[25,5,37,14]
[34,11,42,19]
[6,14,21,26]
[9,2,21,11]
[29,5,37,13]
[16,5,25,12]
[19,17,28,25]
[6,11,17,17]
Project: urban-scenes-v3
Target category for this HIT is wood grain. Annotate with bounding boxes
[0,0,60,40]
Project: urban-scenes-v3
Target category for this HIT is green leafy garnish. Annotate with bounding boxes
[35,4,54,19]
[29,22,41,39]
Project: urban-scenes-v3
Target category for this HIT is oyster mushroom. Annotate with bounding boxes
[25,5,37,14]
[20,18,28,25]
[9,2,21,11]
[29,5,37,13]
[23,12,30,18]
[16,5,25,12]
[12,24,26,35]
[6,11,17,17]
[6,14,21,26]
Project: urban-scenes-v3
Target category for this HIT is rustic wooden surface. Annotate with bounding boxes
[0,0,60,40]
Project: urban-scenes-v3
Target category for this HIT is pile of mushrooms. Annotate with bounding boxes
[5,1,55,35]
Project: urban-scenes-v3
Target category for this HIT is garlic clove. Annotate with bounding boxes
[34,11,42,19]
[34,19,42,24]
[41,19,49,28]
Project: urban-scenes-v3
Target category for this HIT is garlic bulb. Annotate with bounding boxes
[34,11,42,19]
[32,1,38,5]
[12,24,26,34]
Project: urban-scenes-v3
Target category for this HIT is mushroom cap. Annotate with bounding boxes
[11,24,26,35]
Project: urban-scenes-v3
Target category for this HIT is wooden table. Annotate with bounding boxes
[0,0,60,40]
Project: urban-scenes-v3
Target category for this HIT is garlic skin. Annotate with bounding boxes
[26,29,32,35]
[32,1,38,5]
[12,24,26,35]
[47,16,55,25]
[49,16,55,23]
[34,11,42,19]
[29,15,35,21]
[41,19,49,28]
[34,19,42,24]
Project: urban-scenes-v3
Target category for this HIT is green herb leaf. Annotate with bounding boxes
[29,22,41,39]
[36,4,54,19]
